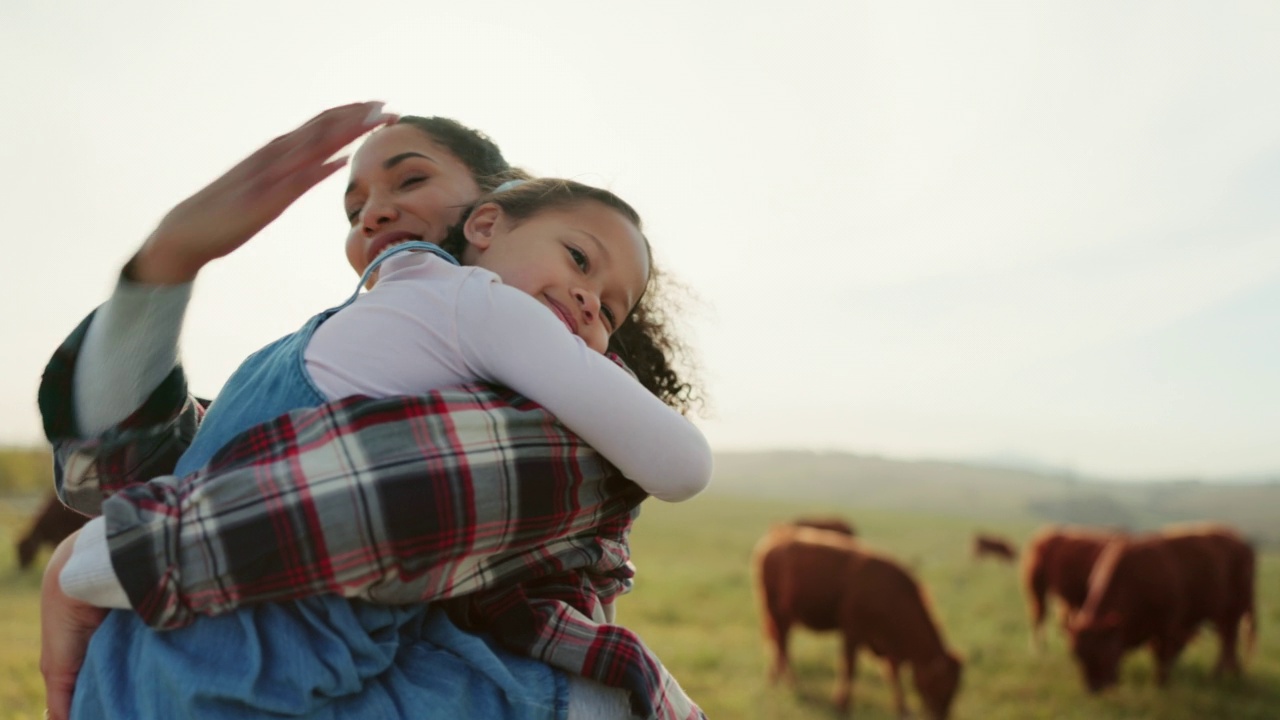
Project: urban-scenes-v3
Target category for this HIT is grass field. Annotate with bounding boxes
[2,491,1277,719]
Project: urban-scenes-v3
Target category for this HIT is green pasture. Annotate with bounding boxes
[622,493,1280,719]
[1,491,1277,719]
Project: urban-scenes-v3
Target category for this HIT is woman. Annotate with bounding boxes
[40,103,703,720]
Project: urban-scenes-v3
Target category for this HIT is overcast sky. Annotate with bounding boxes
[2,1,1277,480]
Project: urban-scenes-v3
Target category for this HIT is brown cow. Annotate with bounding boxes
[16,492,89,570]
[1068,524,1256,692]
[1022,527,1118,649]
[791,516,857,536]
[753,525,962,718]
[971,533,1017,563]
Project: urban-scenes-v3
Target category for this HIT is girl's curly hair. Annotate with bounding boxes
[606,262,702,415]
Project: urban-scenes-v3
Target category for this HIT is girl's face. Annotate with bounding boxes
[344,124,480,281]
[464,201,650,355]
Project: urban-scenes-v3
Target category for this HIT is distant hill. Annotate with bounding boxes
[6,444,1276,546]
[709,450,1280,547]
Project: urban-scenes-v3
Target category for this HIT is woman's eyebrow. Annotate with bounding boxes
[383,151,438,170]
[345,152,439,196]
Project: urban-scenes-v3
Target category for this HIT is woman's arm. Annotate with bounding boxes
[40,308,206,515]
[74,273,191,436]
[45,102,395,512]
[458,279,713,502]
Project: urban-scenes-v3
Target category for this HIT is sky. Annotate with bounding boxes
[1,1,1277,481]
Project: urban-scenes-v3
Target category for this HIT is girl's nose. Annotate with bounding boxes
[572,288,601,324]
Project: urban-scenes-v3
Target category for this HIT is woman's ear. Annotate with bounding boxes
[463,203,503,252]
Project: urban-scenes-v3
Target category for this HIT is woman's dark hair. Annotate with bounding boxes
[395,116,530,192]
[440,178,702,413]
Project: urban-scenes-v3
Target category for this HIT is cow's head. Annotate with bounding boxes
[914,650,962,719]
[1069,612,1124,692]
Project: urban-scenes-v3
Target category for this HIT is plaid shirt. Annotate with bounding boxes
[40,310,705,720]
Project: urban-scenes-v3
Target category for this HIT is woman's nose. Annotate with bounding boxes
[360,194,399,234]
[572,288,601,324]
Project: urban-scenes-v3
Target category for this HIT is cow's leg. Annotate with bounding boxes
[1212,616,1242,677]
[765,613,795,686]
[1150,630,1182,687]
[1057,603,1076,632]
[833,637,858,716]
[883,658,908,718]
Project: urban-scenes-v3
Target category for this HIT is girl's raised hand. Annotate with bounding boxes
[130,102,396,284]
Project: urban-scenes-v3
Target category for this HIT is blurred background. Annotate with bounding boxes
[2,1,1278,718]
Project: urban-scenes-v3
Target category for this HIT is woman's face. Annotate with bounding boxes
[343,124,481,280]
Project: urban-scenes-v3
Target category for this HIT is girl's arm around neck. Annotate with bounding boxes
[457,279,712,502]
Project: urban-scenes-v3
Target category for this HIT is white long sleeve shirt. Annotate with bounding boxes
[307,250,712,503]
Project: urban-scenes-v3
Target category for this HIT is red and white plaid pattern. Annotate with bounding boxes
[41,310,704,720]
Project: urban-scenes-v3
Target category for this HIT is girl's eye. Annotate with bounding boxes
[601,305,617,330]
[567,246,589,271]
[346,206,362,223]
[400,176,426,189]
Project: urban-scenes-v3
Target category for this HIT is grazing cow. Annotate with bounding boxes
[1068,524,1256,692]
[1022,527,1118,649]
[753,525,962,718]
[15,492,89,569]
[791,516,857,536]
[971,533,1017,563]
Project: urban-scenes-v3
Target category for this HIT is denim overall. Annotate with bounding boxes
[174,241,459,477]
[72,243,568,720]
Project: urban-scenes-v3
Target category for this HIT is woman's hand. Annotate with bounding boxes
[130,101,396,284]
[40,530,109,720]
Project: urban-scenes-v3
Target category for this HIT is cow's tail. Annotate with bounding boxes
[751,536,779,643]
[752,534,792,685]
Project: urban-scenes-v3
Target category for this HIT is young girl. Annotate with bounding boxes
[171,175,711,499]
[51,103,707,720]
